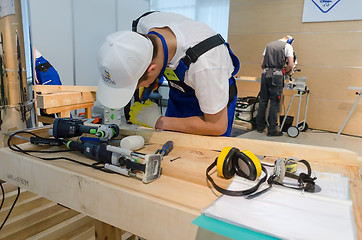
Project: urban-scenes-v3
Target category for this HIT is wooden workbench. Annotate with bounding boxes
[0,128,361,239]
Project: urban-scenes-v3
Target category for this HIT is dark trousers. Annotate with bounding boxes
[256,70,283,133]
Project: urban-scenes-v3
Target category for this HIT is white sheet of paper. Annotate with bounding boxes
[203,171,357,240]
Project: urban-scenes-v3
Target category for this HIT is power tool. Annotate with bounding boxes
[50,118,119,142]
[66,140,162,183]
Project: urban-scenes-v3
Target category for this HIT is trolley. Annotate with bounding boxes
[280,77,310,138]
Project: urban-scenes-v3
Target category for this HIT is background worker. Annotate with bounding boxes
[96,11,240,136]
[255,36,294,136]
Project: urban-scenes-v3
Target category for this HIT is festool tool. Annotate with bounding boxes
[51,118,119,142]
[66,140,162,183]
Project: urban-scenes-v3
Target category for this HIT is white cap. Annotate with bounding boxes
[97,31,153,109]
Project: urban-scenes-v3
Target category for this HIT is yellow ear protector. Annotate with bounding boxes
[206,147,267,196]
[269,158,317,193]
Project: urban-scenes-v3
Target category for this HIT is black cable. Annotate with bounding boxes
[7,130,117,173]
[0,182,4,212]
[0,187,20,231]
[7,130,70,154]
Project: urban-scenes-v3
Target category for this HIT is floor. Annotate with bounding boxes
[231,123,362,157]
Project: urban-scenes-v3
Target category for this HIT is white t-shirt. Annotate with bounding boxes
[136,12,235,114]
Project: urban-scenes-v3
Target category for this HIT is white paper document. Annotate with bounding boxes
[203,171,356,240]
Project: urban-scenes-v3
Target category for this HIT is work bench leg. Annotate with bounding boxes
[85,107,92,119]
[59,111,71,118]
[94,221,140,240]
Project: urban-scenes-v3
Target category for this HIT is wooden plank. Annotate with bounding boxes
[0,182,19,194]
[0,203,67,239]
[27,213,94,240]
[44,102,94,115]
[36,91,96,109]
[33,85,98,94]
[0,208,80,239]
[0,196,52,221]
[37,115,56,125]
[2,190,37,209]
[0,129,360,239]
[68,225,96,240]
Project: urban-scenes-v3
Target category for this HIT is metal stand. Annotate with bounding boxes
[280,89,310,138]
[334,87,362,140]
[280,77,310,138]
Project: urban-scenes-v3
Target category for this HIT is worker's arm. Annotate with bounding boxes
[155,106,228,136]
[284,56,294,74]
[261,56,265,69]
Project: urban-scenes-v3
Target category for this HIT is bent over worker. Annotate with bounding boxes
[255,36,294,136]
[96,12,240,136]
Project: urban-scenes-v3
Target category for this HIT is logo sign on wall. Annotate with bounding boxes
[303,0,362,22]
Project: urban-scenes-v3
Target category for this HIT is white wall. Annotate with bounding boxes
[29,0,150,86]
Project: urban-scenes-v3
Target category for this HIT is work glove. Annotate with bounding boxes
[129,100,161,129]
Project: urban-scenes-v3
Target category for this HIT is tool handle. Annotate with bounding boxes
[159,140,174,156]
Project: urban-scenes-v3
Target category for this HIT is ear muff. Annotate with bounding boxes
[287,37,294,45]
[206,147,268,197]
[234,150,262,181]
[216,147,239,179]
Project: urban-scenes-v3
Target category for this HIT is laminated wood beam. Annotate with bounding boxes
[36,92,96,109]
[33,85,97,94]
[44,102,94,115]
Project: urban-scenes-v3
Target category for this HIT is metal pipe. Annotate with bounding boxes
[0,0,36,146]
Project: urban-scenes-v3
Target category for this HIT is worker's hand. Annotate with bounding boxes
[129,100,161,128]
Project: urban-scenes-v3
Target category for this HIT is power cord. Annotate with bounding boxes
[8,131,94,167]
[0,184,20,231]
[0,182,4,212]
